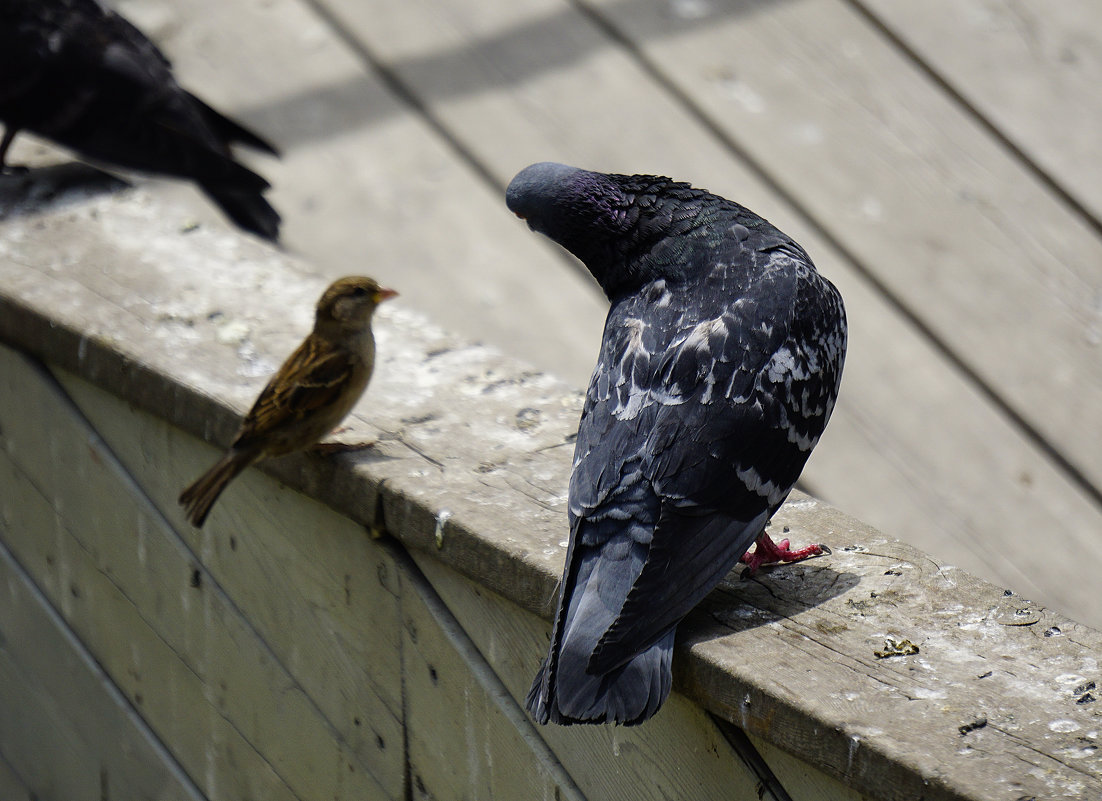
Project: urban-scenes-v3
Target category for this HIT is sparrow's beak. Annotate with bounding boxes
[375,287,399,303]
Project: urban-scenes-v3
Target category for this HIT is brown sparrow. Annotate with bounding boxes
[179,276,397,527]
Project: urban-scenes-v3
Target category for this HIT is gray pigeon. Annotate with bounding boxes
[506,162,847,725]
[0,0,280,240]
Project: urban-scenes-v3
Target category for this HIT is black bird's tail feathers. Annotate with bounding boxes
[187,93,279,157]
[200,182,281,242]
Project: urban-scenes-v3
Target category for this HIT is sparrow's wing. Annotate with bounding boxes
[235,339,358,445]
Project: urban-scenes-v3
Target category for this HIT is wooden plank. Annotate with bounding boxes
[0,346,398,801]
[0,753,32,801]
[306,0,1102,624]
[0,189,582,615]
[747,734,871,801]
[577,0,1102,495]
[397,549,582,801]
[409,551,863,801]
[55,368,408,799]
[2,208,1101,797]
[681,496,1102,801]
[856,0,1102,227]
[109,0,607,390]
[0,541,204,801]
[9,0,1102,626]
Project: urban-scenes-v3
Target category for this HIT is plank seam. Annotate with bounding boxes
[22,350,389,800]
[566,0,1102,511]
[843,0,1102,241]
[0,538,208,801]
[386,539,589,801]
[298,0,600,291]
[709,715,796,801]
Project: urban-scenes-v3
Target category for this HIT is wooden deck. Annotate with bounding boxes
[10,0,1102,625]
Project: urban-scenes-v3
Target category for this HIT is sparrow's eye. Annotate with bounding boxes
[349,286,369,298]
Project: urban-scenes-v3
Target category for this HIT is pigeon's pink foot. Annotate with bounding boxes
[740,532,829,573]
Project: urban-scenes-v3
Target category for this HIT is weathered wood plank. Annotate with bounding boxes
[0,346,397,801]
[0,184,584,612]
[410,551,864,801]
[0,541,204,801]
[397,549,580,801]
[681,496,1102,801]
[110,0,606,389]
[0,753,32,801]
[306,0,1102,625]
[577,0,1102,494]
[857,0,1102,229]
[56,369,408,799]
[3,179,1101,800]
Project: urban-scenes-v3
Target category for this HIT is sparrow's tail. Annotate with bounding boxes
[178,450,253,528]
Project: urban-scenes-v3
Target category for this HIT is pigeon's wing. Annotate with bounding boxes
[588,245,847,674]
[587,506,766,675]
[528,308,665,722]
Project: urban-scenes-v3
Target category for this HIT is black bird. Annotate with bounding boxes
[0,0,281,240]
[507,163,847,725]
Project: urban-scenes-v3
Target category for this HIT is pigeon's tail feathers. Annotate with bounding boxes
[588,508,770,676]
[527,517,674,725]
[526,630,674,726]
[178,449,254,528]
[187,92,279,156]
[199,182,281,242]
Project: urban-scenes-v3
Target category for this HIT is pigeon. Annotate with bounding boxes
[179,277,397,527]
[0,0,281,240]
[506,162,847,725]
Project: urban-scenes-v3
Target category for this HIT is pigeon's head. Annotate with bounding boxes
[506,162,630,241]
[507,162,700,298]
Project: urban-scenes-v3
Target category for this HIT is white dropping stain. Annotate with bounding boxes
[215,319,251,345]
[1065,744,1098,759]
[859,195,883,220]
[717,75,767,114]
[434,509,452,549]
[792,122,825,145]
[557,540,568,549]
[912,686,947,701]
[1056,673,1088,686]
[1049,719,1081,734]
[135,514,148,567]
[669,0,712,20]
[845,734,860,773]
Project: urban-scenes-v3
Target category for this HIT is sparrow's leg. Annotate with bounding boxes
[0,127,21,172]
[309,440,376,455]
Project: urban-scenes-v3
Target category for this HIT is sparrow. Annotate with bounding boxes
[179,276,397,527]
[506,163,847,725]
[0,0,281,240]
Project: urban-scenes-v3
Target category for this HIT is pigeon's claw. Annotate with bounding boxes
[740,532,829,574]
